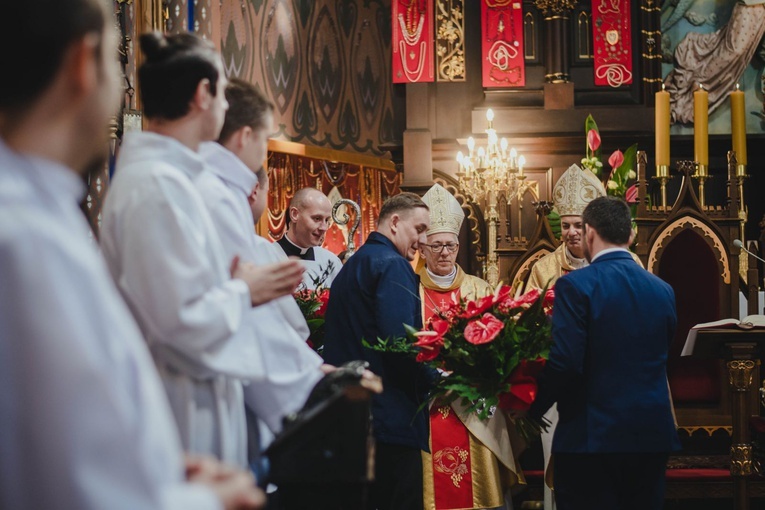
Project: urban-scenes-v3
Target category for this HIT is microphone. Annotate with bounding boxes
[733,239,765,264]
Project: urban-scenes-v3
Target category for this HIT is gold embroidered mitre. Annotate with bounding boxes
[421,184,464,236]
[552,164,607,217]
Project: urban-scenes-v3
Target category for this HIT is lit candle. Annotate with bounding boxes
[518,155,526,176]
[655,84,670,169]
[730,84,747,166]
[693,84,709,167]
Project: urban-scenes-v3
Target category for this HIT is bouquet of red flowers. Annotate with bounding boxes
[369,283,555,443]
[294,286,330,354]
[293,262,335,355]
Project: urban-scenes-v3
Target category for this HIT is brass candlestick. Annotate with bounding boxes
[693,163,709,208]
[653,164,670,209]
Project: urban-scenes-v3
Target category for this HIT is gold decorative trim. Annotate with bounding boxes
[642,77,663,83]
[436,0,465,82]
[731,444,753,476]
[524,12,536,60]
[534,0,577,16]
[433,446,469,487]
[647,216,731,284]
[641,53,662,59]
[267,139,395,171]
[728,360,757,391]
[678,426,732,436]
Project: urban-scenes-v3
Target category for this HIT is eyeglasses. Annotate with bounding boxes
[422,242,459,253]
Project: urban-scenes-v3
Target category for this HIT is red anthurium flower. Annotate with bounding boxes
[315,289,330,317]
[492,285,514,305]
[463,313,504,345]
[498,358,547,411]
[543,287,555,315]
[625,184,638,204]
[460,294,495,319]
[515,288,540,306]
[608,149,624,171]
[587,129,601,152]
[413,318,449,361]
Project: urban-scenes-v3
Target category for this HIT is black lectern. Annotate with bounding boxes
[264,361,382,510]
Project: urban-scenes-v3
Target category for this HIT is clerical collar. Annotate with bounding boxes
[427,266,457,288]
[277,234,315,261]
[565,247,588,270]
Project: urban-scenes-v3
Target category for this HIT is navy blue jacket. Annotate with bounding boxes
[323,232,435,450]
[529,250,681,454]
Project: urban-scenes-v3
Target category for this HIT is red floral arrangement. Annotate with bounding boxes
[293,262,335,355]
[294,286,330,354]
[368,283,555,442]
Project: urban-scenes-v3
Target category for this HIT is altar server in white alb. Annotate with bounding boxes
[100,31,304,468]
[277,187,343,289]
[0,1,264,508]
[197,78,326,439]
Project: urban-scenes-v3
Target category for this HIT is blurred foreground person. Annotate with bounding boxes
[0,1,264,508]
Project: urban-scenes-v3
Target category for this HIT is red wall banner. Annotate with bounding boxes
[481,0,525,88]
[592,0,633,87]
[392,0,435,83]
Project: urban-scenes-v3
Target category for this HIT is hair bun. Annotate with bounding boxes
[139,31,168,60]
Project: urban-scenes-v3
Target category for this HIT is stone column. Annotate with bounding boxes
[402,83,434,193]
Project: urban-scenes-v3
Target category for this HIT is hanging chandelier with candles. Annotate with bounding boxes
[454,108,531,286]
[456,108,528,204]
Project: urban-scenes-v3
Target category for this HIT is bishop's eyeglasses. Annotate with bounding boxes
[421,242,459,253]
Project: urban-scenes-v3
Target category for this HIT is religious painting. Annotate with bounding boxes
[661,0,765,135]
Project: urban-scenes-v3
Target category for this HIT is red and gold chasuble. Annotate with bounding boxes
[418,266,520,510]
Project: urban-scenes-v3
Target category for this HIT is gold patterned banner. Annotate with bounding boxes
[436,0,465,82]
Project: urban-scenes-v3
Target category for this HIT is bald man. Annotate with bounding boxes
[277,188,342,289]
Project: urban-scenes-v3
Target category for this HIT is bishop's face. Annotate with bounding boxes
[420,232,459,277]
[560,215,585,259]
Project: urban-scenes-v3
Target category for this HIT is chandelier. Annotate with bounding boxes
[455,108,531,287]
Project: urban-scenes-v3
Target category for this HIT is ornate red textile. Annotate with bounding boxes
[430,404,474,509]
[591,0,633,87]
[392,0,434,83]
[481,0,525,87]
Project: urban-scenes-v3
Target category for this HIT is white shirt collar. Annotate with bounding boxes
[199,141,257,195]
[119,131,205,180]
[426,266,457,288]
[0,137,86,206]
[590,247,630,263]
[283,232,311,254]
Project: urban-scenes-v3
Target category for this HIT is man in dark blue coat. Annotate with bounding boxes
[323,192,435,510]
[528,196,681,510]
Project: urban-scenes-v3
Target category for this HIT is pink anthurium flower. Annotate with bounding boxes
[608,149,624,171]
[625,184,638,204]
[464,313,504,345]
[587,129,601,152]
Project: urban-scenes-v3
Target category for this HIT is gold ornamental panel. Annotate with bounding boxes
[727,360,756,391]
[730,443,753,476]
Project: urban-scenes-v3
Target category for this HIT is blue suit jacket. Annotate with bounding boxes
[323,232,436,450]
[529,250,681,454]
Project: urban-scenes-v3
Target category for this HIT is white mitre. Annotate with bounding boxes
[421,183,464,236]
[553,164,607,217]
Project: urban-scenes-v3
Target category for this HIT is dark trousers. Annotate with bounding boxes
[370,442,423,510]
[553,452,669,510]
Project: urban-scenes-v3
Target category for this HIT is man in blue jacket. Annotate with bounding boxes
[323,192,435,510]
[528,196,681,510]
